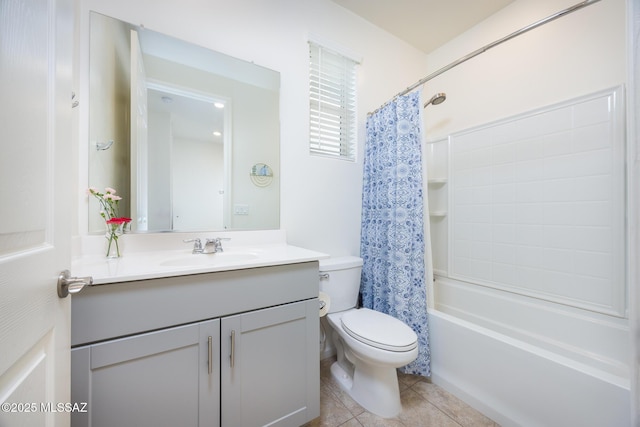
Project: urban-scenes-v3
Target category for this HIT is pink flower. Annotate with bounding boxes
[88,186,126,223]
[104,193,122,201]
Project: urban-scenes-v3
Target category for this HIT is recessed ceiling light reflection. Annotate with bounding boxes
[214,102,224,109]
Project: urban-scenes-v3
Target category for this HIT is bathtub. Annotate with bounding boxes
[429,306,630,426]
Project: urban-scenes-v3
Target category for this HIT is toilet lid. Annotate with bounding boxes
[341,308,418,352]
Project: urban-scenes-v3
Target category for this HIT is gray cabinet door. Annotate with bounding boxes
[221,300,319,427]
[71,319,220,427]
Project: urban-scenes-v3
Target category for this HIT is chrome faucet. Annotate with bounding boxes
[184,237,229,254]
[204,238,225,253]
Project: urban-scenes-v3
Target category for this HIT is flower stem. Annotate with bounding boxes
[106,231,120,258]
[106,234,113,257]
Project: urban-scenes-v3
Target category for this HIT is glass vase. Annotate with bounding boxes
[105,222,124,258]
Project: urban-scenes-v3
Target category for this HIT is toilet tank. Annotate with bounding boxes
[319,256,363,313]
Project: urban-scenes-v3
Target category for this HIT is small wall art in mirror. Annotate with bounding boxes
[250,163,274,187]
[88,12,280,234]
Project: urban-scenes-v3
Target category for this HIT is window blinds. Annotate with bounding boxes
[309,41,357,161]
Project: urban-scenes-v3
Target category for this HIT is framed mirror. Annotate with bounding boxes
[88,12,280,233]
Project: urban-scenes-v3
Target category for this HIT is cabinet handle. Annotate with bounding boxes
[230,330,236,368]
[208,336,213,375]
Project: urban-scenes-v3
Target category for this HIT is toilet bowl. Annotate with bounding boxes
[319,257,418,418]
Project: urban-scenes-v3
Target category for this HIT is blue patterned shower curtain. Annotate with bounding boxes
[360,91,431,377]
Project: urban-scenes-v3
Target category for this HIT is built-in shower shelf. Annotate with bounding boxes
[428,178,448,185]
[429,211,448,218]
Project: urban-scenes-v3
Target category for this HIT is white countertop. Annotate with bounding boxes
[71,230,329,285]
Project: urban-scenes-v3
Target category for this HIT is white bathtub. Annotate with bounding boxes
[429,308,630,426]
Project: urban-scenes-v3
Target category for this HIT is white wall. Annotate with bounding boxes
[77,0,428,257]
[229,82,280,231]
[423,0,626,140]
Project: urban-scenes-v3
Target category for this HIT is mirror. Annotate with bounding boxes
[88,12,280,233]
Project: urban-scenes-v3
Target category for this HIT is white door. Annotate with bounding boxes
[0,0,74,426]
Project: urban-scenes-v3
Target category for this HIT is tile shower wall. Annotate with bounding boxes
[447,87,625,316]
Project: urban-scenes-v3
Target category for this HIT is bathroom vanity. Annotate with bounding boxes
[70,236,325,427]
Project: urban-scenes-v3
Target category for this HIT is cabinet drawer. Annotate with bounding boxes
[91,323,200,369]
[72,261,319,346]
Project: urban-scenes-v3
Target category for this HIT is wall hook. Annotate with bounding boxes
[96,140,114,151]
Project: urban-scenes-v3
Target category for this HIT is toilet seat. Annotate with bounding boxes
[340,308,417,352]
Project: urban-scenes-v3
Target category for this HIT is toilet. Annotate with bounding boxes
[319,256,418,418]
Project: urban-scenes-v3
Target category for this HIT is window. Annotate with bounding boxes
[309,41,358,161]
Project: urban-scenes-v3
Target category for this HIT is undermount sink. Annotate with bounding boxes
[159,252,260,267]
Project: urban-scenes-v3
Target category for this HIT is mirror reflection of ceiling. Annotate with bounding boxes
[138,28,279,91]
[147,89,224,144]
[329,0,515,53]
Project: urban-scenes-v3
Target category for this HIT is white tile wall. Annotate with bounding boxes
[448,88,625,316]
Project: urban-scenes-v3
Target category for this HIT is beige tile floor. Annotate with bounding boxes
[305,357,499,427]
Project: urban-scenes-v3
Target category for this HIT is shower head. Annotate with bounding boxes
[425,92,446,108]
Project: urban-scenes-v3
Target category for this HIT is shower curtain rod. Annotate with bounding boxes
[368,0,601,116]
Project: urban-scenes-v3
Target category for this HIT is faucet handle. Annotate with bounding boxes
[205,237,231,242]
[183,238,203,253]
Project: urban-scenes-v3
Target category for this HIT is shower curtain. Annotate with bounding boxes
[360,91,431,376]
